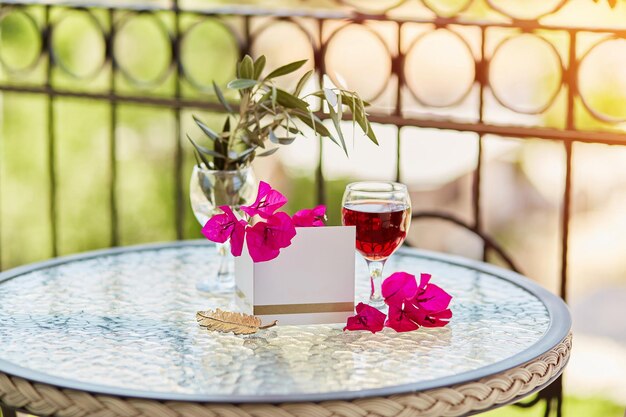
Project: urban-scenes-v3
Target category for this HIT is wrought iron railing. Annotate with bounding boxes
[1,0,625,415]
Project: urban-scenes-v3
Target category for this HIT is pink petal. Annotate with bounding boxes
[229,220,248,257]
[293,205,327,227]
[245,224,281,262]
[406,303,452,328]
[382,272,418,306]
[244,212,296,262]
[264,212,296,248]
[240,181,287,219]
[415,284,452,312]
[418,273,431,290]
[343,302,386,333]
[385,304,419,332]
[218,205,237,219]
[201,206,238,243]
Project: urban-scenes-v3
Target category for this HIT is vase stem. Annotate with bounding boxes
[216,241,230,281]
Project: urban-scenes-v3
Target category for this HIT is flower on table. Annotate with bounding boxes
[385,304,420,332]
[381,272,418,306]
[344,271,453,334]
[344,302,386,333]
[202,205,247,256]
[245,212,297,262]
[241,181,287,219]
[292,205,327,227]
[413,273,453,313]
[406,303,452,328]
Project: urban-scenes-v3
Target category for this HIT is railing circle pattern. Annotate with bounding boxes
[0,8,41,74]
[113,12,174,87]
[324,22,392,102]
[403,28,476,108]
[488,33,563,115]
[578,37,626,123]
[180,18,240,92]
[50,8,107,80]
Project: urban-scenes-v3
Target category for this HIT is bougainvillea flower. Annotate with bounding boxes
[241,181,287,219]
[202,206,247,256]
[343,302,386,333]
[414,273,453,312]
[385,304,419,332]
[405,302,452,328]
[229,219,248,257]
[292,205,327,227]
[381,272,418,306]
[245,211,296,262]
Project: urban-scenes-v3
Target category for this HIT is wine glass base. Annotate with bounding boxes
[368,298,386,310]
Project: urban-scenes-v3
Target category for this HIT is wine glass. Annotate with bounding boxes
[341,181,412,307]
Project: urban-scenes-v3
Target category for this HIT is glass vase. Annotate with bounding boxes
[189,164,257,292]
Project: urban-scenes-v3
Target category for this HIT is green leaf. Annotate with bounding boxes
[313,92,371,108]
[286,126,302,135]
[328,105,348,156]
[294,69,313,96]
[292,110,332,137]
[269,129,279,144]
[235,147,257,161]
[187,135,225,159]
[253,55,266,80]
[265,59,307,80]
[222,116,230,133]
[227,78,257,90]
[240,55,254,79]
[323,88,338,107]
[364,120,379,145]
[190,144,210,168]
[192,148,209,168]
[278,136,296,145]
[259,89,272,104]
[276,89,309,111]
[269,129,296,145]
[257,147,279,157]
[338,95,379,145]
[193,116,219,141]
[213,82,233,113]
[271,86,277,110]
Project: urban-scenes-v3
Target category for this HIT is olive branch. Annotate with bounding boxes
[188,55,378,171]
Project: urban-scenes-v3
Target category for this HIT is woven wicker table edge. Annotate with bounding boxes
[0,332,572,417]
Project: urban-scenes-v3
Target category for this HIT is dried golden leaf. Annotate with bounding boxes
[196,308,277,335]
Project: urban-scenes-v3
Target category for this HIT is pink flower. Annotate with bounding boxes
[406,303,452,328]
[241,181,287,219]
[382,272,418,306]
[414,273,452,312]
[245,211,296,262]
[381,272,453,332]
[385,304,419,332]
[344,302,386,333]
[202,206,247,256]
[292,205,327,227]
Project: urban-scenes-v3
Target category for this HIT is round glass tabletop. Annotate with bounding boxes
[0,241,570,403]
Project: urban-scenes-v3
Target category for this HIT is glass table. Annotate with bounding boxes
[0,241,571,417]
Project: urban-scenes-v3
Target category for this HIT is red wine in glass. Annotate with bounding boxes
[342,201,410,261]
[341,182,412,307]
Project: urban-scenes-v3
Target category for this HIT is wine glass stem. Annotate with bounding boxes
[366,260,386,307]
[216,241,230,281]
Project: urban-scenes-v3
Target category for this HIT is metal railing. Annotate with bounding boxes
[1,0,625,415]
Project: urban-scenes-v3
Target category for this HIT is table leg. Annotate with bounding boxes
[0,405,17,417]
